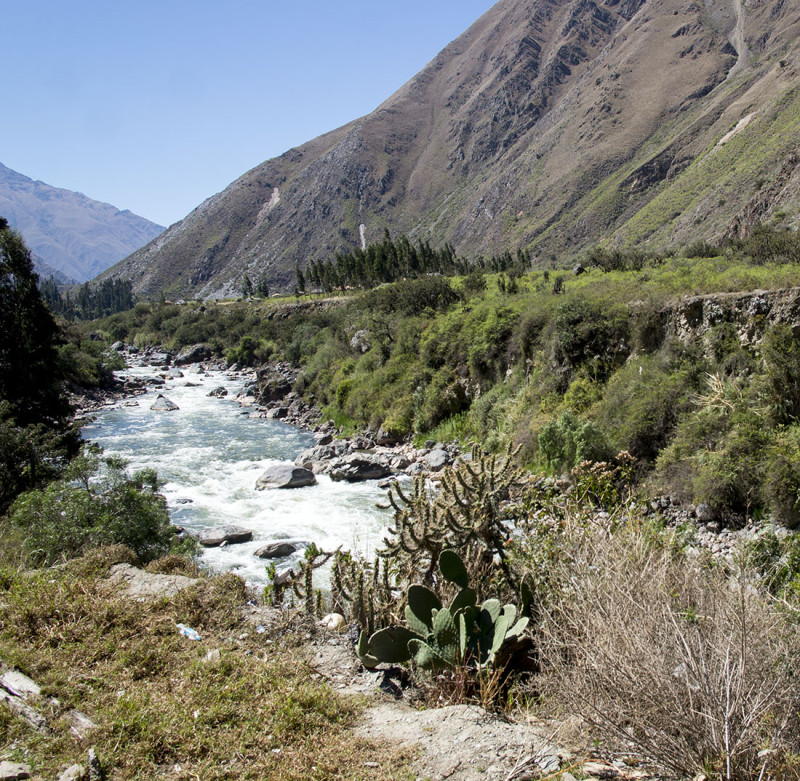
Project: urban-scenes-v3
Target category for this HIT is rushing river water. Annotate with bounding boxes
[81,366,391,588]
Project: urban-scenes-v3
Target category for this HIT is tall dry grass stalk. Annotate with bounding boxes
[538,524,800,780]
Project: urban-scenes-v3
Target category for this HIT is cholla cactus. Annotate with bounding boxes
[379,443,523,589]
[291,543,337,617]
[331,551,394,634]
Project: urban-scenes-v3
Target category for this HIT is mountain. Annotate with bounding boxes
[106,0,800,299]
[0,163,165,283]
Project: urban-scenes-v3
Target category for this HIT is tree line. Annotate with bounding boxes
[298,231,532,293]
[39,277,136,320]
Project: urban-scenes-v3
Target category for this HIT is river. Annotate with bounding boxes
[81,366,391,588]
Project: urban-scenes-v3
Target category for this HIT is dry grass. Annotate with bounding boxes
[0,551,413,780]
[537,521,800,780]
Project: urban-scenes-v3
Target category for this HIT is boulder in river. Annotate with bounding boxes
[198,525,253,547]
[150,394,179,412]
[255,541,300,559]
[329,453,391,482]
[424,449,450,472]
[256,464,316,490]
[208,386,228,398]
[174,343,212,366]
[295,442,350,473]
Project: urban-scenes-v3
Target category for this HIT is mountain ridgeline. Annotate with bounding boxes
[0,163,164,284]
[104,0,800,299]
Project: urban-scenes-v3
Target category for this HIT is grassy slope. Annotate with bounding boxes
[0,551,412,780]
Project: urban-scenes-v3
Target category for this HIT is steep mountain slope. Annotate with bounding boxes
[0,163,165,283]
[107,0,800,299]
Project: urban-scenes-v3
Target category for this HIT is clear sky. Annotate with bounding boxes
[2,1,497,227]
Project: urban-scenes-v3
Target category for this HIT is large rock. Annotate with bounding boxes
[329,453,391,482]
[424,449,451,472]
[255,464,317,490]
[198,525,253,547]
[150,394,179,411]
[147,351,171,367]
[108,563,197,599]
[0,762,31,780]
[255,541,300,559]
[174,343,212,365]
[295,442,350,473]
[256,365,293,403]
[208,386,228,398]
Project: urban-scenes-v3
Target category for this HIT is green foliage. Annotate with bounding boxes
[0,218,72,426]
[357,551,530,675]
[549,296,630,383]
[760,323,800,424]
[593,357,694,462]
[40,277,135,320]
[0,219,80,513]
[537,411,614,473]
[9,449,179,566]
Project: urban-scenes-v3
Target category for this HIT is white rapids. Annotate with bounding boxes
[81,366,391,588]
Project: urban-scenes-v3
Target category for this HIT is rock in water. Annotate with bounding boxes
[174,343,212,365]
[329,453,391,482]
[150,394,179,412]
[256,463,317,490]
[255,541,299,559]
[198,525,253,547]
[424,449,450,471]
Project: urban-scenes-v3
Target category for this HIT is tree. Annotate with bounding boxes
[0,218,78,512]
[0,218,71,425]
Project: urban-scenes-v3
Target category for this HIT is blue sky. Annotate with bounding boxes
[2,1,496,227]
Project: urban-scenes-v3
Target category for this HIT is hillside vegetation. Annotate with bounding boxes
[92,228,800,523]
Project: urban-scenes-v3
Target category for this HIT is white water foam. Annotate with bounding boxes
[81,367,391,587]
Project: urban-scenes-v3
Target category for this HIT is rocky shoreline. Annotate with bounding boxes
[75,342,785,568]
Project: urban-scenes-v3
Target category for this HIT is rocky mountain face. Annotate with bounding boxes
[106,0,800,299]
[0,163,164,283]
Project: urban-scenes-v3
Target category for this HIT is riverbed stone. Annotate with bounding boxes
[424,449,450,471]
[208,386,228,398]
[150,394,179,412]
[329,453,391,482]
[295,442,350,472]
[0,762,31,780]
[255,541,299,559]
[175,343,212,365]
[198,525,253,547]
[256,464,316,490]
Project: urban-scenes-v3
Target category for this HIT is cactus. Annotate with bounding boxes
[331,551,394,634]
[378,443,524,590]
[357,550,530,673]
[290,543,337,617]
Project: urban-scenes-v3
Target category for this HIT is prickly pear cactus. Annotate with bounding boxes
[357,549,530,673]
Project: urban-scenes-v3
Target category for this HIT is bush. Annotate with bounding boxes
[594,357,693,462]
[537,410,614,473]
[540,525,800,780]
[548,296,630,384]
[10,450,177,566]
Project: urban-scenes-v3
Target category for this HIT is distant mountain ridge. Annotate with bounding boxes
[104,0,800,298]
[0,163,164,283]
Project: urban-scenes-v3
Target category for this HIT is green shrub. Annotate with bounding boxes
[537,410,614,473]
[548,296,630,385]
[10,450,178,566]
[594,357,693,462]
[413,367,470,433]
